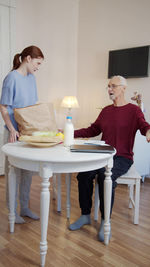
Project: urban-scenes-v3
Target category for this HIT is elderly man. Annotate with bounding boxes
[69,75,150,241]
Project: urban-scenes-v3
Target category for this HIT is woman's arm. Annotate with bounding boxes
[0,104,19,142]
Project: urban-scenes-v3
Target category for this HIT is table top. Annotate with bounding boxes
[2,140,115,173]
[2,140,115,162]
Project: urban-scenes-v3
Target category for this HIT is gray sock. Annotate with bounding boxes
[69,215,91,231]
[98,218,111,242]
[20,208,39,220]
[15,212,26,224]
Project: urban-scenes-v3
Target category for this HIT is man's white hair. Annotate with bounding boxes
[111,75,127,87]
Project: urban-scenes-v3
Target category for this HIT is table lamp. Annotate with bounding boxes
[61,96,79,116]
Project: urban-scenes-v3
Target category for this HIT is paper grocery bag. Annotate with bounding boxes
[14,103,57,135]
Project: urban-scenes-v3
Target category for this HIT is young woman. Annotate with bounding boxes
[0,45,44,223]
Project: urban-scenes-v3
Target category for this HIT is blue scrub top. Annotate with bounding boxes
[0,70,38,130]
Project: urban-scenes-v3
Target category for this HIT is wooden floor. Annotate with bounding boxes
[0,174,150,267]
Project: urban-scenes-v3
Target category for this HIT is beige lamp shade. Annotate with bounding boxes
[61,96,79,109]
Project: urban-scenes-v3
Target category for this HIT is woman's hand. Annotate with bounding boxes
[0,104,19,142]
[8,129,20,143]
[146,129,150,142]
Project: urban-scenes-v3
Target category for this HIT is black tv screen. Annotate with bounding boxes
[108,46,150,78]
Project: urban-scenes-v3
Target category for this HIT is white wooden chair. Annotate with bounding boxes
[94,164,141,224]
[53,165,141,224]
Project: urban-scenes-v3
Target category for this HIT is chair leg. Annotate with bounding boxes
[57,174,61,212]
[52,174,57,200]
[66,173,71,219]
[129,184,134,209]
[134,179,140,224]
[94,176,99,221]
[141,175,145,183]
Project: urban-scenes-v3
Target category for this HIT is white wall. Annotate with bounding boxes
[77,0,150,127]
[16,0,79,129]
[15,0,150,129]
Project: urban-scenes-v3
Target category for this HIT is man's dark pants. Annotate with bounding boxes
[77,155,133,219]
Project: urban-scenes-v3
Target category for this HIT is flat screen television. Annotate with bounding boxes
[108,46,150,78]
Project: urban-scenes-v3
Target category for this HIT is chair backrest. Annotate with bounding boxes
[134,130,150,176]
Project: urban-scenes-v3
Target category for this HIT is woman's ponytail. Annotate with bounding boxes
[12,53,21,70]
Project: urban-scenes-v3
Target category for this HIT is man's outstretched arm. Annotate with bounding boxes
[146,129,150,142]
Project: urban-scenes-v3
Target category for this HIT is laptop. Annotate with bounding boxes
[70,144,115,153]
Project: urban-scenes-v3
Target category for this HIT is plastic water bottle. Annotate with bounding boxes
[64,116,74,146]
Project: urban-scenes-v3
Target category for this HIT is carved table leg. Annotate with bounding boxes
[8,165,16,233]
[39,165,51,267]
[104,158,113,245]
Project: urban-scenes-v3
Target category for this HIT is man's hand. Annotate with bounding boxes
[146,129,150,142]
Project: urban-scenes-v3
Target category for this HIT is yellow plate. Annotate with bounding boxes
[27,142,60,148]
[19,135,62,143]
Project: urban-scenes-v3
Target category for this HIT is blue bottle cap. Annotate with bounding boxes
[67,116,72,119]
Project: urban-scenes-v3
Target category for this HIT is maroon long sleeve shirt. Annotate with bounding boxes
[74,103,150,160]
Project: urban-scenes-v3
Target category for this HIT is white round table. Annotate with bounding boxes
[2,141,115,267]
